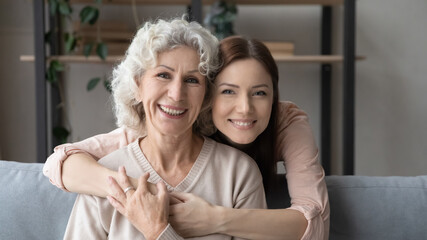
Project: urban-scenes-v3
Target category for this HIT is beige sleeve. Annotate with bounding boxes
[63,194,108,240]
[276,101,330,240]
[42,127,139,190]
[156,224,184,240]
[234,155,267,210]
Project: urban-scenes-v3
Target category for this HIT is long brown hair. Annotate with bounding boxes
[211,36,280,191]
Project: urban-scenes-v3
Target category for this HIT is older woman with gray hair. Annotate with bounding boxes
[63,17,266,240]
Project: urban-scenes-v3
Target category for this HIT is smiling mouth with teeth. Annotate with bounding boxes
[159,105,186,116]
[229,120,256,127]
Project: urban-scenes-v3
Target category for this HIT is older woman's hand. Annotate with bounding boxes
[107,166,169,240]
[169,192,221,237]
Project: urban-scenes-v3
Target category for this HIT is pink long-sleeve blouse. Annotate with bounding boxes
[43,101,329,240]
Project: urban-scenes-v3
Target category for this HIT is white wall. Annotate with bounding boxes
[0,0,36,163]
[1,1,426,176]
[353,0,427,175]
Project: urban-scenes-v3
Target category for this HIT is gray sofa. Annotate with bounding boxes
[1,160,426,240]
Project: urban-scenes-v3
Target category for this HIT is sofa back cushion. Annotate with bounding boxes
[327,175,427,240]
[0,160,76,240]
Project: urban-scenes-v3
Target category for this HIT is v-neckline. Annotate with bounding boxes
[129,136,214,192]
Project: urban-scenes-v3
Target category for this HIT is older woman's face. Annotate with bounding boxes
[137,46,206,137]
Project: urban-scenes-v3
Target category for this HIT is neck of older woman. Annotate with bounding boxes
[139,129,204,187]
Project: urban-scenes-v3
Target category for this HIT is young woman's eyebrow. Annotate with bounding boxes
[252,84,270,89]
[218,83,239,88]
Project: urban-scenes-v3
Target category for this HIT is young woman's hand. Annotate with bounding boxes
[169,192,222,237]
[107,166,169,240]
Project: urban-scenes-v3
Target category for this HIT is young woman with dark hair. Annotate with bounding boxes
[210,36,280,192]
[44,35,329,239]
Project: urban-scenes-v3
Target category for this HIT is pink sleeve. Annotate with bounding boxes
[43,127,140,191]
[276,101,330,240]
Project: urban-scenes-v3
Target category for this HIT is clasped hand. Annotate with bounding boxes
[107,166,220,238]
[107,166,169,240]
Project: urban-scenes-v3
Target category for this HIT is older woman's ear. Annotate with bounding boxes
[134,92,142,103]
[133,77,143,102]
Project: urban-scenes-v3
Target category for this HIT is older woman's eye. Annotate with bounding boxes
[253,91,267,96]
[221,89,234,94]
[185,77,199,84]
[157,73,170,79]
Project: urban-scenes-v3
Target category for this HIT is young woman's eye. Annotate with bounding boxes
[157,73,170,79]
[221,89,234,94]
[185,77,199,84]
[253,91,267,96]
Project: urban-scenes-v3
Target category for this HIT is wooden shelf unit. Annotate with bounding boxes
[32,0,358,175]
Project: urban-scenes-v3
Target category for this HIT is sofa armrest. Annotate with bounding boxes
[0,160,77,240]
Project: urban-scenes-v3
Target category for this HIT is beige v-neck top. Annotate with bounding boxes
[63,137,266,240]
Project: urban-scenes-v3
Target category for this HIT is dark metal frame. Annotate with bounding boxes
[320,1,356,175]
[320,6,333,175]
[34,0,47,163]
[343,0,356,175]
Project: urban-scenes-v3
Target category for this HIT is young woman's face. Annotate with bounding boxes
[212,58,274,145]
[137,46,206,137]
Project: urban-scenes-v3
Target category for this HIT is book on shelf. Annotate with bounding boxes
[262,41,295,56]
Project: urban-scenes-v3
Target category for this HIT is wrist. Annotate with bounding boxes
[215,206,229,234]
[144,222,169,240]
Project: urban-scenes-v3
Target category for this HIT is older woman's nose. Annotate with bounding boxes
[168,77,185,102]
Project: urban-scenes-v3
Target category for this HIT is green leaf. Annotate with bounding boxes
[83,43,93,57]
[49,0,58,15]
[104,79,112,93]
[53,126,70,144]
[46,60,64,84]
[51,60,65,72]
[58,1,72,16]
[96,42,108,60]
[64,33,77,53]
[46,67,54,83]
[87,77,101,91]
[80,6,99,25]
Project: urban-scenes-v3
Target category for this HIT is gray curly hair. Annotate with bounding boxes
[111,17,220,136]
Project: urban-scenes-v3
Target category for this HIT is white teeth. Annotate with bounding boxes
[160,105,185,116]
[233,121,253,126]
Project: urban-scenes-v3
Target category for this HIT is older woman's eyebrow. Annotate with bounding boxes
[158,65,174,71]
[158,65,199,73]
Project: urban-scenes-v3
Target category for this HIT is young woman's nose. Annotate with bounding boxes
[235,94,253,114]
[168,77,185,102]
